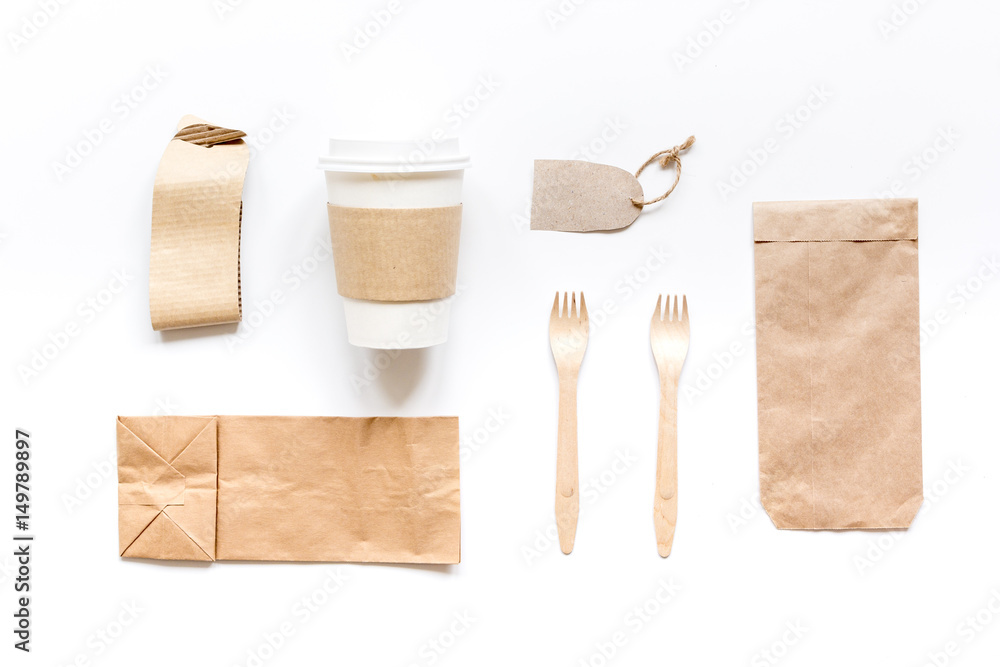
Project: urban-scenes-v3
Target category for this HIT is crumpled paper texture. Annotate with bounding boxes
[118,415,460,563]
[753,199,923,530]
[118,416,218,560]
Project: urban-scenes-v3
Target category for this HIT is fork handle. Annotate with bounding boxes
[556,369,580,555]
[654,376,678,557]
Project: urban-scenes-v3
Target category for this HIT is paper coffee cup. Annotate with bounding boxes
[319,138,471,349]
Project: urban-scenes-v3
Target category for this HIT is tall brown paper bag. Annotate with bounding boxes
[754,199,922,530]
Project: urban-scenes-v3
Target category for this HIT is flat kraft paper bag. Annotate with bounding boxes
[118,415,460,563]
[754,199,922,530]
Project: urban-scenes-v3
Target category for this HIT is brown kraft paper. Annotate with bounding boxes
[328,204,462,301]
[117,415,461,564]
[149,115,249,330]
[530,137,695,232]
[753,198,922,530]
[530,160,643,232]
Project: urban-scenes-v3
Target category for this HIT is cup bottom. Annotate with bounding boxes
[342,298,452,349]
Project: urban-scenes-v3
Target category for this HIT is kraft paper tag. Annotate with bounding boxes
[754,198,923,530]
[149,115,249,331]
[117,415,461,564]
[531,160,643,232]
[327,204,462,301]
[530,136,695,232]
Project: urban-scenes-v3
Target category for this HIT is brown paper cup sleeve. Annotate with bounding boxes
[327,204,462,301]
[149,117,249,331]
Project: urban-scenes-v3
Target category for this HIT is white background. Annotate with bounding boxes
[2,1,999,665]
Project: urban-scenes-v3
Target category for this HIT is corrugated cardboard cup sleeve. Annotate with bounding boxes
[327,204,462,301]
[149,117,249,330]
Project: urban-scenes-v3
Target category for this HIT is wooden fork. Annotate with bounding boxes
[650,295,690,557]
[549,291,589,555]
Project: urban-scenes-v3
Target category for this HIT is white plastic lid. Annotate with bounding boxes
[318,138,472,173]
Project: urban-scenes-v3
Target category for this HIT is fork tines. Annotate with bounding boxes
[551,291,588,320]
[652,294,688,322]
